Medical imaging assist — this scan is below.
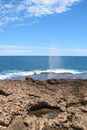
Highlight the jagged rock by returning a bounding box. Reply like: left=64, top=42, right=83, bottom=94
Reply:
left=0, top=114, right=12, bottom=127
left=25, top=77, right=36, bottom=83
left=24, top=116, right=37, bottom=126
left=0, top=79, right=87, bottom=129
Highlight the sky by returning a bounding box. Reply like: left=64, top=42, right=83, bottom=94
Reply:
left=0, top=0, right=87, bottom=56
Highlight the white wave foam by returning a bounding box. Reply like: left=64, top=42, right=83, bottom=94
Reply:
left=45, top=69, right=82, bottom=74
left=34, top=69, right=82, bottom=74
left=0, top=71, right=34, bottom=80
left=0, top=69, right=84, bottom=80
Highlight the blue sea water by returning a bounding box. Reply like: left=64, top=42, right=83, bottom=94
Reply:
left=0, top=56, right=87, bottom=80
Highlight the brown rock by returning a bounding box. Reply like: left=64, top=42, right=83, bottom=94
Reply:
left=0, top=79, right=87, bottom=129
left=7, top=117, right=26, bottom=130
left=24, top=116, right=37, bottom=126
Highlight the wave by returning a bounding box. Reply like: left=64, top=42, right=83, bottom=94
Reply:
left=0, top=69, right=86, bottom=80
left=41, top=69, right=82, bottom=74
left=0, top=71, right=34, bottom=80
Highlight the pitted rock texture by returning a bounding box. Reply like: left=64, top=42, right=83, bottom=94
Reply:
left=0, top=78, right=87, bottom=130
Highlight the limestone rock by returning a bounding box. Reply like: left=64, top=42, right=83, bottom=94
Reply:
left=0, top=79, right=87, bottom=130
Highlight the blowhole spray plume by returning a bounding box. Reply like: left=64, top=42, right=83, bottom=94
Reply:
left=48, top=45, right=60, bottom=79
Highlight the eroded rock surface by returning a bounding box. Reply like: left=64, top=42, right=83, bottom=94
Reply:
left=0, top=78, right=87, bottom=130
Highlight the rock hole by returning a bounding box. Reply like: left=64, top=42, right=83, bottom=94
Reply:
left=28, top=102, right=62, bottom=119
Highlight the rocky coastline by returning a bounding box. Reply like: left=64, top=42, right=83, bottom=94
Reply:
left=0, top=77, right=87, bottom=130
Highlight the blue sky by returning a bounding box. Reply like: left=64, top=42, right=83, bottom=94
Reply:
left=0, top=0, right=87, bottom=56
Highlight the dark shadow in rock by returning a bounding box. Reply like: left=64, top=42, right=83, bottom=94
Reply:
left=71, top=125, right=84, bottom=130
left=0, top=90, right=11, bottom=96
left=80, top=99, right=87, bottom=106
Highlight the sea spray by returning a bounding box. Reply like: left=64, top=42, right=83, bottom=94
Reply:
left=48, top=46, right=60, bottom=79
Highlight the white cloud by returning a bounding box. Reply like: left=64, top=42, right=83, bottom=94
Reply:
left=13, top=19, right=39, bottom=27
left=0, top=0, right=81, bottom=27
left=50, top=47, right=87, bottom=53
left=0, top=45, right=87, bottom=56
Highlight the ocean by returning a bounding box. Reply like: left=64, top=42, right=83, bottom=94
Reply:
left=0, top=56, right=87, bottom=80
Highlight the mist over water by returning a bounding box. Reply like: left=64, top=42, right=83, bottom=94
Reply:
left=48, top=46, right=60, bottom=79
left=48, top=56, right=60, bottom=79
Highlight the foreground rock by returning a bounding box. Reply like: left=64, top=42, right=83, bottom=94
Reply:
left=0, top=78, right=87, bottom=130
